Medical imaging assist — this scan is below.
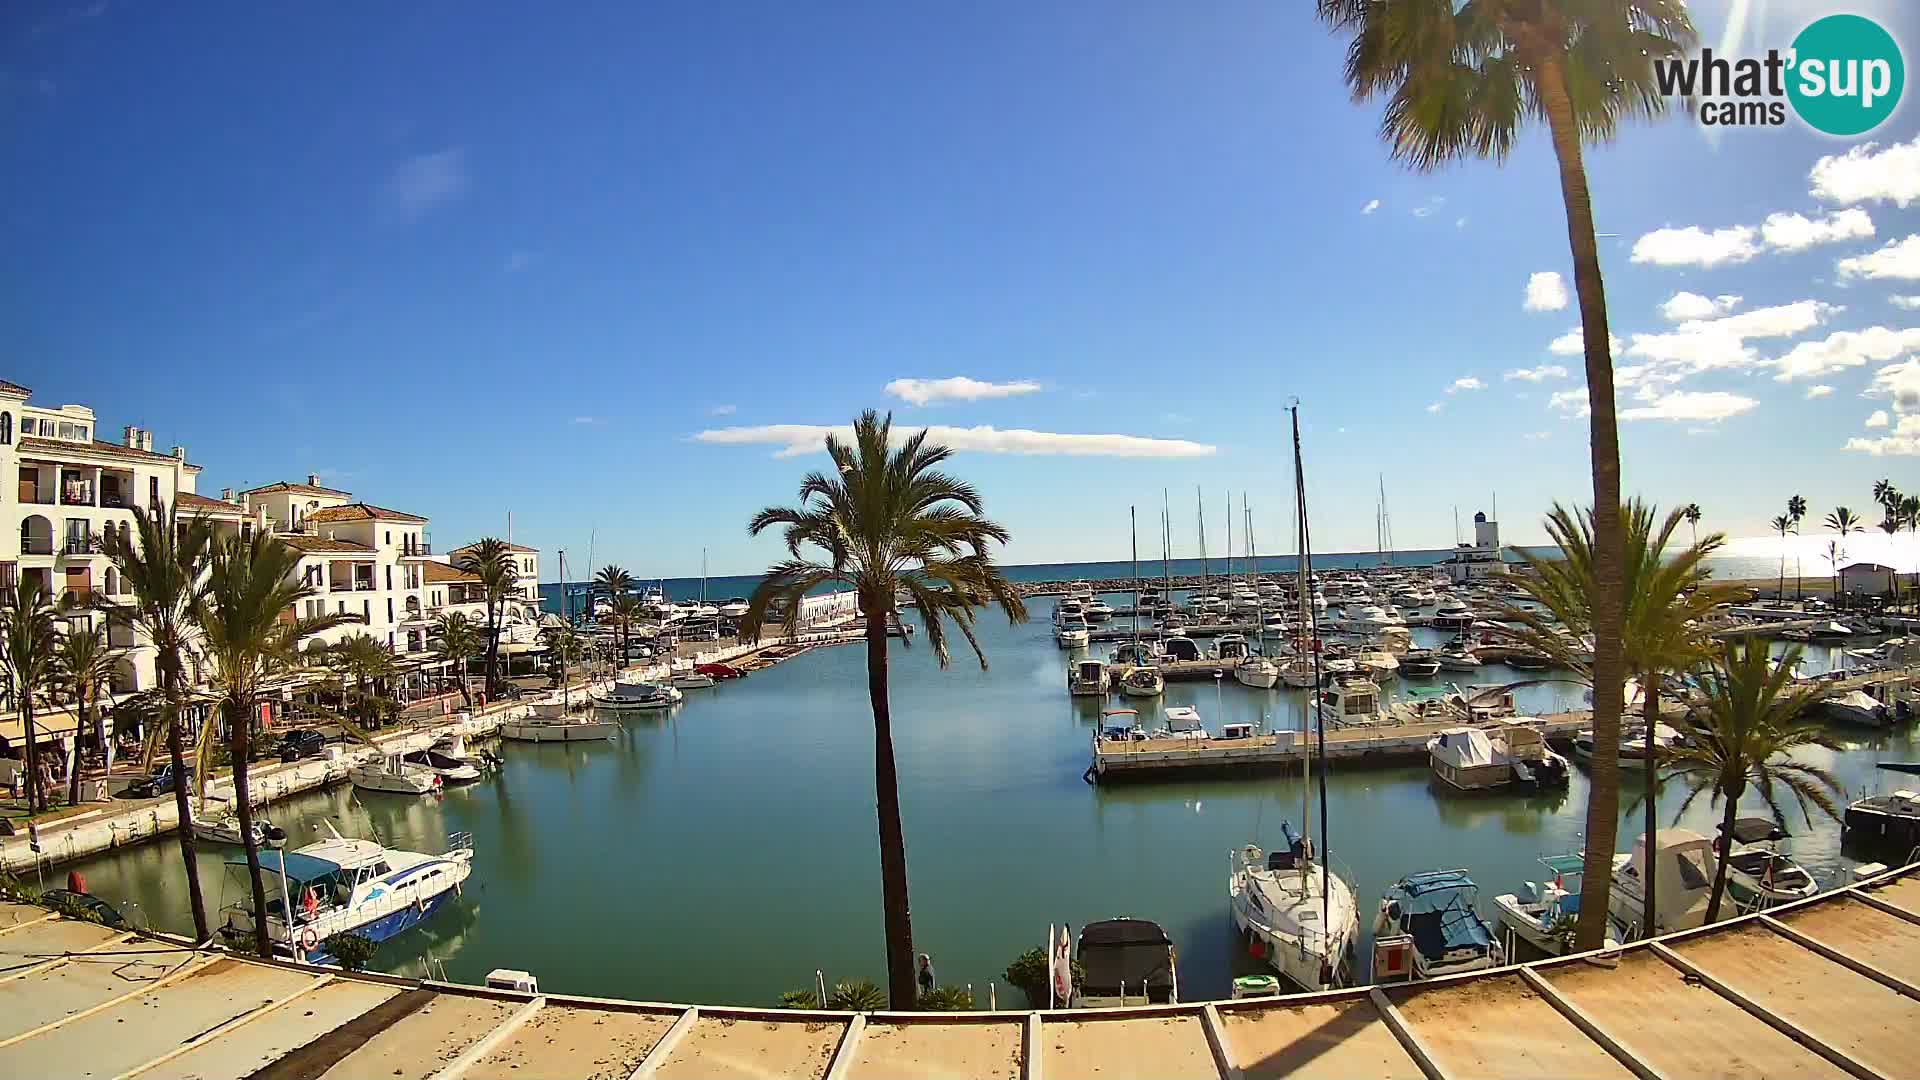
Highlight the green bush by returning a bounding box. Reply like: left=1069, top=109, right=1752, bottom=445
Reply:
left=917, top=985, right=974, bottom=1011
left=323, top=931, right=379, bottom=971
left=827, top=979, right=886, bottom=1011
left=1004, top=948, right=1083, bottom=1008
left=48, top=893, right=103, bottom=925
left=778, top=988, right=821, bottom=1009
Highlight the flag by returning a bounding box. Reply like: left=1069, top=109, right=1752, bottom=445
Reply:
left=1050, top=923, right=1073, bottom=1007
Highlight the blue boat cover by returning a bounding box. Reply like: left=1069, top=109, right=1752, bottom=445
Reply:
left=1391, top=871, right=1491, bottom=959
left=227, top=850, right=340, bottom=884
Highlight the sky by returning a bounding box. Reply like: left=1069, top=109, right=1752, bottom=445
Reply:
left=4, top=0, right=1919, bottom=579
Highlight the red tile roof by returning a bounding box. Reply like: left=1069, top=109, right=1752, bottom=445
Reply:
left=424, top=561, right=482, bottom=584
left=450, top=540, right=538, bottom=554
left=240, top=480, right=355, bottom=498
left=278, top=534, right=376, bottom=554
left=175, top=491, right=245, bottom=517
left=306, top=503, right=429, bottom=525
left=17, top=436, right=201, bottom=470
left=0, top=380, right=29, bottom=397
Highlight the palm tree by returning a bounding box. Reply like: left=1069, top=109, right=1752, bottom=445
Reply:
left=325, top=633, right=396, bottom=729
left=455, top=540, right=518, bottom=696
left=1872, top=478, right=1898, bottom=512
left=1769, top=514, right=1793, bottom=601
left=1681, top=503, right=1702, bottom=547
left=52, top=623, right=117, bottom=808
left=1902, top=495, right=1920, bottom=609
left=99, top=503, right=216, bottom=942
left=1788, top=495, right=1808, bottom=599
left=1662, top=638, right=1844, bottom=923
left=1826, top=508, right=1863, bottom=602
left=429, top=612, right=481, bottom=706
left=742, top=411, right=1027, bottom=1007
left=594, top=565, right=633, bottom=600
left=193, top=532, right=348, bottom=957
left=0, top=577, right=59, bottom=813
left=609, top=594, right=645, bottom=668
left=1314, top=0, right=1695, bottom=952
left=1501, top=500, right=1739, bottom=941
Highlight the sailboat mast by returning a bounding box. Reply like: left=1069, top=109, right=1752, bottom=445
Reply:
left=1162, top=489, right=1172, bottom=598
left=1224, top=491, right=1233, bottom=583
left=1196, top=487, right=1208, bottom=588
left=559, top=550, right=570, bottom=709
left=1293, top=405, right=1331, bottom=933
left=1130, top=507, right=1140, bottom=650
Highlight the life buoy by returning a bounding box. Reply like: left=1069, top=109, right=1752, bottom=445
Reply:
left=299, top=926, right=319, bottom=952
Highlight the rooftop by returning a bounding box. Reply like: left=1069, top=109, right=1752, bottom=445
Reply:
left=0, top=379, right=29, bottom=397
left=174, top=491, right=246, bottom=517
left=240, top=479, right=355, bottom=498
left=451, top=540, right=539, bottom=554
left=279, top=534, right=376, bottom=554
left=2, top=861, right=1914, bottom=1079
left=16, top=435, right=202, bottom=471
left=306, top=502, right=429, bottom=525
left=425, top=561, right=483, bottom=584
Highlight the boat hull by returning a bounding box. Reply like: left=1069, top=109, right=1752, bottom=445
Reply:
left=1233, top=663, right=1280, bottom=689
left=1429, top=758, right=1512, bottom=791
left=499, top=721, right=616, bottom=742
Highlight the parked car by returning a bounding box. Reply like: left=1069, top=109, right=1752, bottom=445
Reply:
left=121, top=763, right=193, bottom=799
left=278, top=729, right=328, bottom=762
left=40, top=889, right=134, bottom=929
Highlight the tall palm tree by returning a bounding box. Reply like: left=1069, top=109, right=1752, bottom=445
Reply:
left=0, top=577, right=58, bottom=813
left=1872, top=478, right=1897, bottom=513
left=1787, top=495, right=1808, bottom=599
left=1662, top=639, right=1843, bottom=923
left=455, top=540, right=518, bottom=697
left=1769, top=514, right=1793, bottom=601
left=609, top=594, right=645, bottom=668
left=1826, top=508, right=1863, bottom=602
left=1902, top=495, right=1920, bottom=609
left=594, top=565, right=634, bottom=600
left=193, top=532, right=348, bottom=957
left=429, top=612, right=481, bottom=706
left=99, top=503, right=215, bottom=942
left=325, top=633, right=396, bottom=728
left=742, top=411, right=1027, bottom=1007
left=1500, top=500, right=1739, bottom=941
left=52, top=623, right=117, bottom=807
left=1314, top=0, right=1695, bottom=951
left=1681, top=503, right=1702, bottom=547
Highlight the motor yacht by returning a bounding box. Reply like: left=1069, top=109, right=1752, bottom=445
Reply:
left=1074, top=919, right=1178, bottom=1007
left=1084, top=600, right=1115, bottom=622
left=717, top=597, right=751, bottom=619
left=500, top=700, right=618, bottom=742
left=1819, top=689, right=1889, bottom=727
left=1055, top=616, right=1091, bottom=649
left=1068, top=657, right=1110, bottom=696
left=348, top=753, right=441, bottom=795
left=1400, top=649, right=1441, bottom=678
left=1607, top=829, right=1719, bottom=939
left=1318, top=677, right=1388, bottom=728
left=1119, top=665, right=1165, bottom=698
left=1230, top=825, right=1358, bottom=992
left=1372, top=870, right=1502, bottom=981
left=591, top=680, right=682, bottom=711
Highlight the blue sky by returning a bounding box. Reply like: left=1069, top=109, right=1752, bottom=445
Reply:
left=4, top=0, right=1918, bottom=578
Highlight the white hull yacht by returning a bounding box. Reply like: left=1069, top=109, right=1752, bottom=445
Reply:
left=591, top=680, right=682, bottom=711
left=1607, top=829, right=1719, bottom=939
left=500, top=701, right=617, bottom=742
left=1234, top=655, right=1280, bottom=689
left=1372, top=870, right=1502, bottom=981
left=1230, top=827, right=1357, bottom=992
left=349, top=754, right=441, bottom=795
left=1068, top=658, right=1109, bottom=696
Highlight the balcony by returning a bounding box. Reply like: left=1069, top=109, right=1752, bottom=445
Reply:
left=401, top=542, right=432, bottom=557
left=17, top=486, right=53, bottom=506
left=20, top=537, right=53, bottom=557
left=62, top=537, right=98, bottom=556
left=329, top=582, right=352, bottom=593
left=355, top=581, right=375, bottom=592
left=60, top=489, right=96, bottom=508
left=101, top=491, right=129, bottom=509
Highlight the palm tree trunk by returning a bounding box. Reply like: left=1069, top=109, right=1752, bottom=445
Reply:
left=1537, top=53, right=1629, bottom=953
left=1705, top=782, right=1742, bottom=924
left=228, top=696, right=272, bottom=957
left=862, top=595, right=916, bottom=1009
left=485, top=602, right=501, bottom=697
left=67, top=698, right=86, bottom=807
left=21, top=699, right=42, bottom=813
left=1640, top=677, right=1659, bottom=940
left=163, top=680, right=210, bottom=941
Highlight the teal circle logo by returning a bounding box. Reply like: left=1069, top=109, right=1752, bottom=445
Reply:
left=1788, top=15, right=1903, bottom=136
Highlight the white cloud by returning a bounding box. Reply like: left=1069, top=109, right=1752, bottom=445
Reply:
left=694, top=424, right=1216, bottom=459
left=1504, top=364, right=1569, bottom=382
left=1810, top=136, right=1920, bottom=208
left=1523, top=271, right=1569, bottom=312
left=1837, top=235, right=1920, bottom=281
left=1455, top=216, right=1469, bottom=229
left=883, top=376, right=1042, bottom=406
left=380, top=148, right=467, bottom=222
left=1548, top=326, right=1623, bottom=357
left=1892, top=296, right=1920, bottom=310
left=1446, top=376, right=1485, bottom=393
left=1805, top=384, right=1835, bottom=399
left=1773, top=327, right=1920, bottom=381
left=1761, top=209, right=1874, bottom=252
left=1361, top=199, right=1380, bottom=215
left=572, top=416, right=598, bottom=425
left=1866, top=409, right=1892, bottom=428
left=1865, top=357, right=1920, bottom=412
left=1626, top=300, right=1839, bottom=384
left=1549, top=387, right=1590, bottom=418
left=1703, top=300, right=1836, bottom=340
left=1846, top=413, right=1920, bottom=456
left=1619, top=390, right=1758, bottom=424
left=1522, top=430, right=1550, bottom=441
left=1659, top=291, right=1742, bottom=322
left=709, top=404, right=737, bottom=416
left=1425, top=402, right=1444, bottom=414
left=1410, top=196, right=1445, bottom=219
left=1630, top=224, right=1760, bottom=268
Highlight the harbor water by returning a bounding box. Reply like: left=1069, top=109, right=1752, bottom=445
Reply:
left=64, top=585, right=1911, bottom=1007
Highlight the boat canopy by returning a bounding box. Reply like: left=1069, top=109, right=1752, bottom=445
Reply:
left=1431, top=728, right=1496, bottom=768
left=1720, top=817, right=1788, bottom=844
left=1077, top=919, right=1176, bottom=998
left=228, top=849, right=341, bottom=886
left=1163, top=707, right=1203, bottom=733
left=1538, top=853, right=1586, bottom=878
left=1388, top=871, right=1490, bottom=958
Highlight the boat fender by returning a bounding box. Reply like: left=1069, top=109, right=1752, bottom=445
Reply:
left=300, top=926, right=319, bottom=952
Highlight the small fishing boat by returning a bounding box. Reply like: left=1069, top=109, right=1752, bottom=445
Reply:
left=220, top=823, right=474, bottom=964
left=592, top=680, right=682, bottom=711
left=1157, top=705, right=1208, bottom=740
left=1606, top=829, right=1718, bottom=939
left=1162, top=636, right=1203, bottom=662
left=1119, top=665, right=1165, bottom=698
left=1230, top=824, right=1358, bottom=992
left=1279, top=655, right=1319, bottom=689
left=1492, top=853, right=1589, bottom=956
left=1068, top=657, right=1110, bottom=696
left=349, top=754, right=441, bottom=795
left=430, top=733, right=502, bottom=774
left=1427, top=728, right=1509, bottom=791
left=500, top=701, right=617, bottom=742
left=1399, top=649, right=1441, bottom=678
left=1100, top=708, right=1146, bottom=742
left=192, top=803, right=283, bottom=847
left=1819, top=689, right=1889, bottom=727
left=669, top=661, right=716, bottom=690
left=1074, top=918, right=1178, bottom=1007
left=1436, top=646, right=1482, bottom=672
left=1371, top=870, right=1502, bottom=981
left=1504, top=649, right=1552, bottom=671
left=1354, top=650, right=1399, bottom=682
left=402, top=746, right=483, bottom=784
left=1715, top=818, right=1819, bottom=912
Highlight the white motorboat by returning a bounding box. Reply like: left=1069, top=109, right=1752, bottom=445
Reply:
left=1084, top=600, right=1114, bottom=622
left=402, top=746, right=483, bottom=784
left=1716, top=818, right=1820, bottom=912
left=1279, top=655, right=1319, bottom=689
left=191, top=803, right=281, bottom=847
left=1068, top=658, right=1109, bottom=696
left=591, top=680, right=682, bottom=711
left=1490, top=717, right=1571, bottom=787
left=349, top=754, right=442, bottom=795
left=1319, top=677, right=1388, bottom=728
left=1234, top=654, right=1280, bottom=689
left=1372, top=870, right=1502, bottom=981
left=1213, top=634, right=1253, bottom=661
left=669, top=660, right=716, bottom=689
left=1493, top=853, right=1591, bottom=957
left=1119, top=665, right=1165, bottom=698
left=1354, top=650, right=1399, bottom=682
left=1607, top=829, right=1719, bottom=939
left=430, top=733, right=501, bottom=773
left=1157, top=705, right=1208, bottom=740
left=220, top=823, right=473, bottom=964
left=717, top=597, right=751, bottom=619
left=1436, top=646, right=1482, bottom=672
left=1074, top=919, right=1178, bottom=1007
left=1399, top=649, right=1441, bottom=678
left=1819, top=689, right=1889, bottom=727
left=1428, top=727, right=1509, bottom=791
left=1230, top=827, right=1358, bottom=992
left=500, top=701, right=617, bottom=742
left=1055, top=617, right=1091, bottom=649
left=1571, top=723, right=1682, bottom=769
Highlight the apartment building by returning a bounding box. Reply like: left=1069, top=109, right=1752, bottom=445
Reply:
left=444, top=541, right=542, bottom=605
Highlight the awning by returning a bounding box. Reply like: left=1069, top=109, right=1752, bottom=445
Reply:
left=227, top=849, right=340, bottom=885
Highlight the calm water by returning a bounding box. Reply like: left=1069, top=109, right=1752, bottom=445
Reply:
left=68, top=590, right=1910, bottom=1007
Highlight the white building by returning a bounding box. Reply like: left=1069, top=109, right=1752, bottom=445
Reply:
left=443, top=541, right=541, bottom=606
left=1839, top=562, right=1899, bottom=599
left=1444, top=511, right=1506, bottom=584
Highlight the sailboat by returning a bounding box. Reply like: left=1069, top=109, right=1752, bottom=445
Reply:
left=1117, top=507, right=1164, bottom=698
left=502, top=551, right=616, bottom=743
left=1235, top=495, right=1280, bottom=688
left=1230, top=405, right=1359, bottom=993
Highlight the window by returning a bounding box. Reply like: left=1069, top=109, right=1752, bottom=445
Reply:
left=361, top=599, right=369, bottom=622
left=385, top=566, right=392, bottom=590
left=386, top=598, right=393, bottom=623
left=150, top=476, right=160, bottom=508
left=384, top=531, right=391, bottom=545
left=241, top=522, right=253, bottom=541
left=337, top=600, right=345, bottom=615
left=0, top=412, right=9, bottom=444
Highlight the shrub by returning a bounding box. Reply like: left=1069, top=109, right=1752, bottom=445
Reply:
left=1004, top=947, right=1084, bottom=1008
left=778, top=988, right=821, bottom=1009
left=324, top=931, right=379, bottom=971
left=918, top=985, right=974, bottom=1011
left=827, top=979, right=886, bottom=1011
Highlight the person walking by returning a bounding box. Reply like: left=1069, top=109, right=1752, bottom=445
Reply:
left=916, top=953, right=936, bottom=997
